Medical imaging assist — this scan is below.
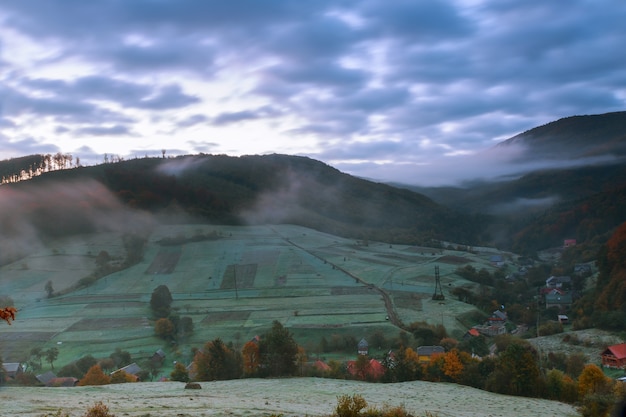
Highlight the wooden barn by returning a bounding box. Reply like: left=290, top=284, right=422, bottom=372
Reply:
left=601, top=343, right=626, bottom=368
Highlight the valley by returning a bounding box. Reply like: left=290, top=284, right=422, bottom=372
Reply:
left=1, top=224, right=499, bottom=372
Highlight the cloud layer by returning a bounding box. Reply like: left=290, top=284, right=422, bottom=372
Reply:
left=0, top=0, right=624, bottom=185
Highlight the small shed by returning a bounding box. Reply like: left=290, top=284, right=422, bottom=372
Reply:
left=47, top=377, right=79, bottom=387
left=151, top=349, right=166, bottom=363
left=602, top=343, right=626, bottom=368
left=111, top=362, right=142, bottom=381
left=36, top=371, right=57, bottom=386
left=2, top=363, right=24, bottom=380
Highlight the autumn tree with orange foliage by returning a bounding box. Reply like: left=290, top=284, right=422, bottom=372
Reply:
left=241, top=340, right=260, bottom=376
left=577, top=364, right=617, bottom=417
left=1, top=306, right=17, bottom=325
left=586, top=221, right=626, bottom=331
left=442, top=349, right=464, bottom=382
left=79, top=364, right=111, bottom=386
left=578, top=364, right=612, bottom=398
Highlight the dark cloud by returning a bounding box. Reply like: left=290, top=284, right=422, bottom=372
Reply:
left=359, top=0, right=473, bottom=41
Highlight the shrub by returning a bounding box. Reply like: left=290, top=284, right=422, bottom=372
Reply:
left=83, top=401, right=115, bottom=417
left=335, top=394, right=368, bottom=417
left=538, top=321, right=563, bottom=336
left=171, top=362, right=190, bottom=382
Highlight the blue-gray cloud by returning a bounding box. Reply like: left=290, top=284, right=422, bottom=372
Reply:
left=0, top=0, right=624, bottom=185
left=211, top=106, right=282, bottom=126
left=22, top=76, right=199, bottom=110
left=75, top=125, right=134, bottom=137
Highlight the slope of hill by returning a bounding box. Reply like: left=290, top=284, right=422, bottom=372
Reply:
left=496, top=111, right=626, bottom=161
left=0, top=154, right=489, bottom=267
left=0, top=224, right=497, bottom=368
left=403, top=112, right=626, bottom=253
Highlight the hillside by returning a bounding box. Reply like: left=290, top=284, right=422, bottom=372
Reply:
left=496, top=111, right=626, bottom=161
left=0, top=154, right=488, bottom=266
left=404, top=112, right=626, bottom=253
left=0, top=224, right=500, bottom=369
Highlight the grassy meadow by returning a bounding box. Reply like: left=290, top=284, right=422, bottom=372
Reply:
left=1, top=224, right=505, bottom=375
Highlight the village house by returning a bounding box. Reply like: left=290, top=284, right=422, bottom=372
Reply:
left=488, top=310, right=507, bottom=325
left=545, top=291, right=573, bottom=310
left=564, top=239, right=577, bottom=248
left=416, top=346, right=444, bottom=363
left=473, top=324, right=507, bottom=337
left=489, top=255, right=505, bottom=267
left=601, top=343, right=626, bottom=369
left=345, top=358, right=385, bottom=380
left=546, top=275, right=572, bottom=289
left=463, top=328, right=481, bottom=339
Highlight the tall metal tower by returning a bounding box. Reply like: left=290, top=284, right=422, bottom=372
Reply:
left=432, top=265, right=445, bottom=301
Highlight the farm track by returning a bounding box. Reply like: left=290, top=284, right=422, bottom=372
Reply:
left=272, top=229, right=407, bottom=332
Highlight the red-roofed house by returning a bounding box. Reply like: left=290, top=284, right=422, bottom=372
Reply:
left=601, top=343, right=626, bottom=368
left=313, top=360, right=331, bottom=372
left=466, top=328, right=480, bottom=338
left=346, top=358, right=385, bottom=381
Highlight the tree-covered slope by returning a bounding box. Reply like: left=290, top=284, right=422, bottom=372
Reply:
left=0, top=154, right=489, bottom=266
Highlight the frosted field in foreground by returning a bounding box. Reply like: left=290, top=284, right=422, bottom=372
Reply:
left=0, top=378, right=577, bottom=417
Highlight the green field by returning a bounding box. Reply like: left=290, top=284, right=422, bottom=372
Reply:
left=0, top=224, right=505, bottom=373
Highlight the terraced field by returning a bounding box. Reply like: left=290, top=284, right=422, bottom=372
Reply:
left=0, top=224, right=507, bottom=374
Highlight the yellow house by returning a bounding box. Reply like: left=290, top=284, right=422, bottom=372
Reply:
left=417, top=346, right=444, bottom=363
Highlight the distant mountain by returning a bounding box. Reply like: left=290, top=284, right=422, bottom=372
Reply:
left=399, top=111, right=626, bottom=254
left=2, top=112, right=625, bottom=259
left=495, top=111, right=626, bottom=162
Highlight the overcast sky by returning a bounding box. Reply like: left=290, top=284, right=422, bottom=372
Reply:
left=1, top=0, right=624, bottom=186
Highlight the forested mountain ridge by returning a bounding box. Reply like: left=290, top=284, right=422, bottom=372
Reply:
left=404, top=112, right=626, bottom=255
left=0, top=153, right=488, bottom=266
left=496, top=111, right=626, bottom=161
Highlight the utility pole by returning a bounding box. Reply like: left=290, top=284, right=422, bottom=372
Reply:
left=233, top=264, right=239, bottom=300
left=432, top=265, right=445, bottom=301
